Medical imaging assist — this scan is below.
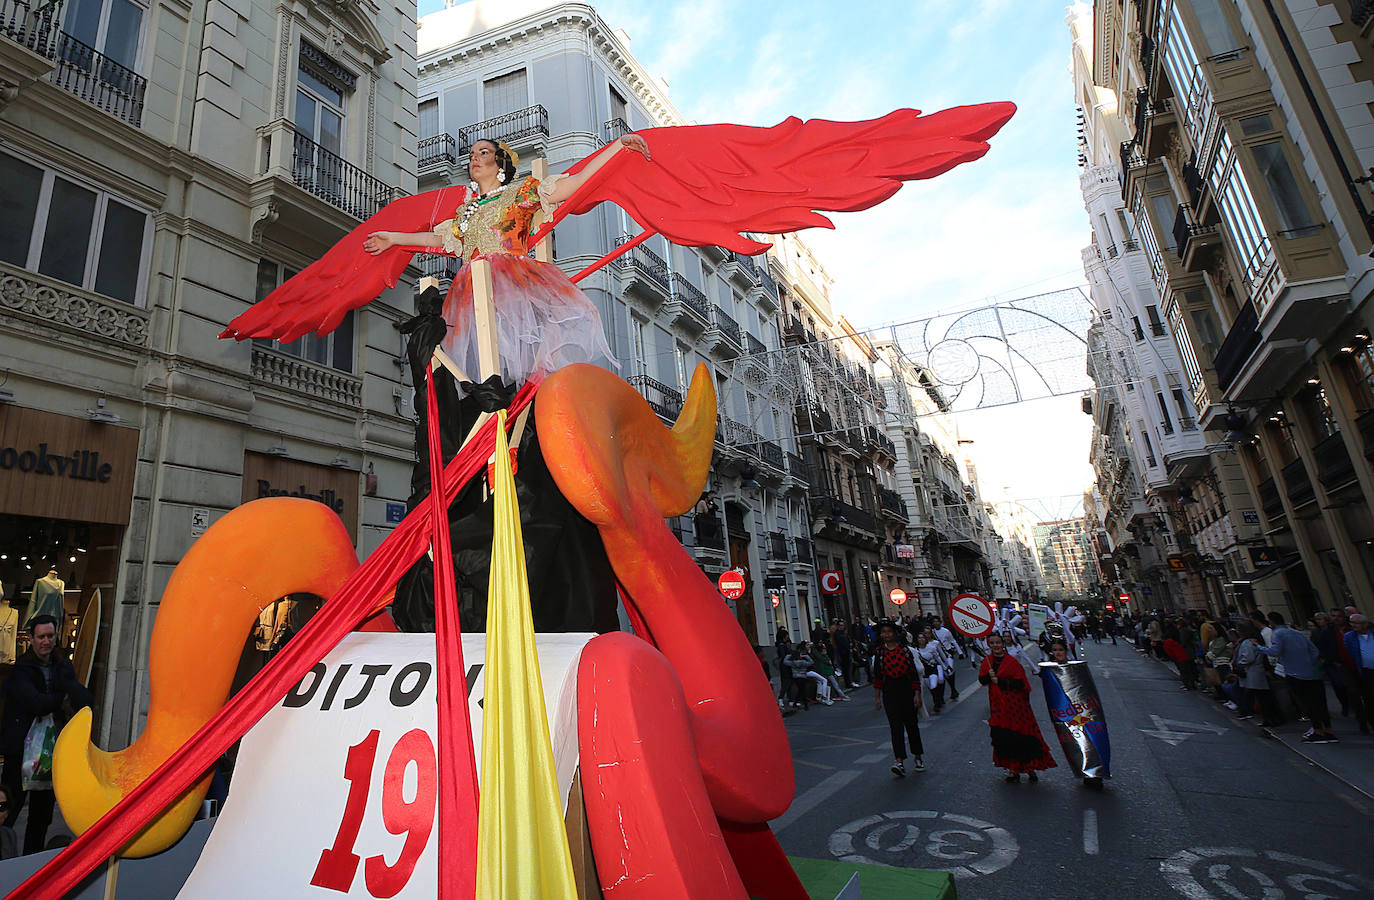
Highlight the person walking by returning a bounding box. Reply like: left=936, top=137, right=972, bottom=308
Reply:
left=932, top=624, right=961, bottom=700
left=1257, top=612, right=1335, bottom=743
left=915, top=632, right=949, bottom=713
left=1, top=615, right=93, bottom=853
left=775, top=627, right=795, bottom=709
left=872, top=621, right=925, bottom=777
left=978, top=632, right=1056, bottom=783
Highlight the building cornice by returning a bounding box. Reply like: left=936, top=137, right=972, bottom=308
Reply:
left=417, top=2, right=686, bottom=126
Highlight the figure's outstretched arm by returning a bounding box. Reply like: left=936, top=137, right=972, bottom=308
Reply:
left=543, top=134, right=650, bottom=205
left=363, top=230, right=443, bottom=256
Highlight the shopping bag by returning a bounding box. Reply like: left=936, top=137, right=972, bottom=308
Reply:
left=22, top=714, right=56, bottom=791
left=1202, top=666, right=1222, bottom=688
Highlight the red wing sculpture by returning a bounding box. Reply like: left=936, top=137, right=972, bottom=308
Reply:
left=556, top=104, right=1017, bottom=253
left=220, top=185, right=469, bottom=342
left=221, top=105, right=1014, bottom=343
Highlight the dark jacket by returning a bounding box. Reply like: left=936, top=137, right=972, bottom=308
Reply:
left=1, top=650, right=91, bottom=755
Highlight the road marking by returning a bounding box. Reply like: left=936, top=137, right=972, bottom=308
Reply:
left=1160, top=847, right=1374, bottom=899
left=1140, top=714, right=1228, bottom=746
left=1082, top=809, right=1098, bottom=855
left=793, top=757, right=837, bottom=771
left=828, top=809, right=1018, bottom=879
left=772, top=768, right=863, bottom=833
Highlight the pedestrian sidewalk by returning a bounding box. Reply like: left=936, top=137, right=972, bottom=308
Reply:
left=1134, top=643, right=1374, bottom=801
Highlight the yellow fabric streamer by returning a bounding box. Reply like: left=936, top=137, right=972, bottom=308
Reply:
left=475, top=410, right=578, bottom=899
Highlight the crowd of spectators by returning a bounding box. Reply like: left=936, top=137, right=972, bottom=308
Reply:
left=1125, top=604, right=1374, bottom=745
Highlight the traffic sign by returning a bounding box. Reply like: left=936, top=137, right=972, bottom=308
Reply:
left=948, top=593, right=995, bottom=639
left=770, top=592, right=780, bottom=608
left=819, top=569, right=844, bottom=594
left=718, top=570, right=746, bottom=600
left=889, top=588, right=907, bottom=606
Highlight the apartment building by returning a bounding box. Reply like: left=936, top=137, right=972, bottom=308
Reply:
left=0, top=0, right=419, bottom=744
left=415, top=0, right=815, bottom=642
left=1082, top=0, right=1374, bottom=617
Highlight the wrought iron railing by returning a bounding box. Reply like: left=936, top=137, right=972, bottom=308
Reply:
left=50, top=30, right=145, bottom=127
left=628, top=374, right=684, bottom=420
left=613, top=234, right=671, bottom=294
left=730, top=251, right=760, bottom=280
left=745, top=332, right=767, bottom=356
left=670, top=273, right=710, bottom=320
left=711, top=304, right=742, bottom=348
left=879, top=487, right=909, bottom=519
left=1, top=0, right=62, bottom=57
left=757, top=266, right=779, bottom=302
left=419, top=253, right=459, bottom=282
left=786, top=452, right=810, bottom=483
left=292, top=131, right=399, bottom=218
left=784, top=317, right=807, bottom=342
left=814, top=495, right=877, bottom=534
left=1314, top=431, right=1356, bottom=489
left=1281, top=458, right=1315, bottom=508
left=1150, top=321, right=1167, bottom=337
left=722, top=416, right=761, bottom=449
left=603, top=117, right=629, bottom=141
left=1214, top=301, right=1261, bottom=391
left=1257, top=477, right=1284, bottom=521
left=457, top=104, right=549, bottom=154
left=694, top=523, right=725, bottom=550
left=418, top=133, right=457, bottom=169
left=759, top=440, right=785, bottom=470
left=1172, top=203, right=1217, bottom=260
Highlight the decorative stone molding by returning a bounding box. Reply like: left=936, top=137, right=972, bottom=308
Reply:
left=0, top=264, right=149, bottom=347
left=251, top=345, right=363, bottom=408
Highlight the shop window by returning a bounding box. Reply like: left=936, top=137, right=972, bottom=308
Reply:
left=0, top=151, right=151, bottom=305
left=253, top=259, right=354, bottom=372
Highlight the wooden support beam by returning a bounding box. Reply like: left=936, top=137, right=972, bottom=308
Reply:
left=531, top=159, right=553, bottom=264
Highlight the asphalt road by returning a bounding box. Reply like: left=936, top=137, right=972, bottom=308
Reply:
left=773, top=641, right=1374, bottom=900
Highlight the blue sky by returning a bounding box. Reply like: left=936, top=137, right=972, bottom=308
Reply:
left=417, top=0, right=1097, bottom=515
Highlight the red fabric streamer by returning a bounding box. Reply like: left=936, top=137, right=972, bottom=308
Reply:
left=426, top=365, right=480, bottom=900
left=7, top=381, right=538, bottom=900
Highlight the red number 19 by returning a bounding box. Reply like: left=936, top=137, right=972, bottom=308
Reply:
left=310, top=729, right=438, bottom=897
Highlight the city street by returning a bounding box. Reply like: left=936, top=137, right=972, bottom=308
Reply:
left=774, top=642, right=1374, bottom=899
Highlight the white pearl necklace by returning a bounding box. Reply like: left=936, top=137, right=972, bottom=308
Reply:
left=457, top=182, right=506, bottom=236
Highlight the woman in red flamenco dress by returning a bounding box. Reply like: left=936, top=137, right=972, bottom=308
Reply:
left=978, top=632, right=1057, bottom=782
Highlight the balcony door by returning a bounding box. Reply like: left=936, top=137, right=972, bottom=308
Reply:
left=294, top=55, right=346, bottom=203
left=62, top=0, right=143, bottom=89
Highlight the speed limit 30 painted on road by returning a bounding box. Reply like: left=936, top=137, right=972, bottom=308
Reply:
left=948, top=593, right=995, bottom=639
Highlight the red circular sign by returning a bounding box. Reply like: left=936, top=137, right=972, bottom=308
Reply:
left=770, top=593, right=780, bottom=608
left=948, top=593, right=995, bottom=639
left=718, top=570, right=746, bottom=600
left=889, top=588, right=907, bottom=606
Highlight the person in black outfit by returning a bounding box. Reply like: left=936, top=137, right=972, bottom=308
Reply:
left=1, top=615, right=92, bottom=854
left=831, top=619, right=856, bottom=688
left=872, top=620, right=925, bottom=777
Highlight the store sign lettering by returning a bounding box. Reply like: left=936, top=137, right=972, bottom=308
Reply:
left=0, top=443, right=112, bottom=482
left=256, top=479, right=346, bottom=515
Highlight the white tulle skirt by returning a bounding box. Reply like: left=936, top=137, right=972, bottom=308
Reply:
left=440, top=253, right=616, bottom=388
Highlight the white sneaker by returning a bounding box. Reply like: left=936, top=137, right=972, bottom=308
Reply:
left=891, top=759, right=906, bottom=777
left=821, top=699, right=834, bottom=705
left=1224, top=701, right=1238, bottom=711
left=913, top=757, right=926, bottom=771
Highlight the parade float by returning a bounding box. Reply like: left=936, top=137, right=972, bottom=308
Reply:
left=6, top=104, right=1015, bottom=900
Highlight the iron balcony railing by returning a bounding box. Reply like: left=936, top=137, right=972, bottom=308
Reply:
left=879, top=487, right=909, bottom=520
left=1257, top=477, right=1284, bottom=521
left=784, top=317, right=807, bottom=342
left=1, top=0, right=62, bottom=57
left=745, top=332, right=767, bottom=356
left=51, top=30, right=145, bottom=127
left=757, top=266, right=779, bottom=301
left=1150, top=322, right=1167, bottom=337
left=1214, top=301, right=1261, bottom=391
left=613, top=234, right=671, bottom=294
left=457, top=104, right=549, bottom=154
left=1314, top=431, right=1356, bottom=489
left=814, top=495, right=877, bottom=535
left=292, top=131, right=399, bottom=218
left=670, top=273, right=710, bottom=320
left=419, top=253, right=459, bottom=282
left=786, top=452, right=809, bottom=482
left=628, top=374, right=684, bottom=420
left=418, top=133, right=457, bottom=169
left=759, top=440, right=785, bottom=470
left=604, top=117, right=629, bottom=141
left=731, top=250, right=760, bottom=280
left=711, top=304, right=742, bottom=347
left=1281, top=458, right=1316, bottom=508
left=722, top=416, right=761, bottom=450
left=694, top=522, right=725, bottom=550
left=1172, top=203, right=1217, bottom=260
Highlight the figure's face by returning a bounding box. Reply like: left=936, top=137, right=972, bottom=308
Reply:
left=988, top=634, right=1005, bottom=656
left=1051, top=645, right=1068, bottom=662
left=469, top=141, right=500, bottom=182
left=32, top=624, right=56, bottom=661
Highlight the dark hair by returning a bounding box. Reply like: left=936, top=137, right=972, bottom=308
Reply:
left=470, top=139, right=517, bottom=184
left=28, top=615, right=59, bottom=633
left=1050, top=640, right=1068, bottom=653
left=1268, top=611, right=1286, bottom=626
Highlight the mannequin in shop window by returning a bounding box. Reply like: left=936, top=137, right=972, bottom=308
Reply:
left=26, top=572, right=64, bottom=631
left=0, top=590, right=16, bottom=666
